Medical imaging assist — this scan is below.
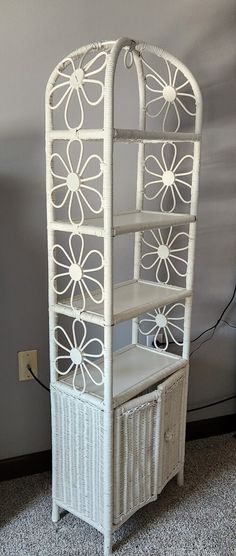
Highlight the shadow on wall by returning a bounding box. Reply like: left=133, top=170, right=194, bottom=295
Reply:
left=0, top=133, right=51, bottom=459
left=182, top=4, right=236, bottom=163
left=181, top=7, right=236, bottom=414
left=0, top=134, right=48, bottom=350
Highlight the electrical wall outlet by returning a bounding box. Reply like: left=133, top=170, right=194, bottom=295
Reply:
left=146, top=333, right=164, bottom=348
left=18, top=350, right=38, bottom=381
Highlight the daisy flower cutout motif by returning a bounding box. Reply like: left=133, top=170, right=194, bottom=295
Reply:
left=52, top=233, right=104, bottom=312
left=141, top=227, right=189, bottom=284
left=139, top=303, right=185, bottom=351
left=144, top=143, right=193, bottom=212
left=142, top=57, right=196, bottom=131
left=49, top=49, right=107, bottom=129
left=50, top=139, right=103, bottom=225
left=54, top=319, right=104, bottom=393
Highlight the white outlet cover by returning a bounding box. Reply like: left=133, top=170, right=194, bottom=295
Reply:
left=18, top=350, right=38, bottom=381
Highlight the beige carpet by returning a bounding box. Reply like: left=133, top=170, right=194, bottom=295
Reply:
left=0, top=434, right=236, bottom=555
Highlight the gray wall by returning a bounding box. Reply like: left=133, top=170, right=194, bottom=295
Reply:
left=1, top=0, right=236, bottom=459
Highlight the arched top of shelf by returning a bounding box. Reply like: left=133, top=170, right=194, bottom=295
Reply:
left=46, top=37, right=202, bottom=135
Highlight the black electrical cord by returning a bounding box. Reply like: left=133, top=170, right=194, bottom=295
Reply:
left=157, top=282, right=236, bottom=354
left=27, top=364, right=50, bottom=392
left=158, top=282, right=236, bottom=411
left=191, top=283, right=236, bottom=344
left=190, top=328, right=216, bottom=358
left=188, top=319, right=236, bottom=409
left=222, top=319, right=236, bottom=329
left=189, top=283, right=236, bottom=357
left=187, top=285, right=236, bottom=408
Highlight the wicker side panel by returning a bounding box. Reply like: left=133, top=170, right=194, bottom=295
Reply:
left=158, top=367, right=186, bottom=492
left=113, top=391, right=161, bottom=525
left=51, top=386, right=104, bottom=530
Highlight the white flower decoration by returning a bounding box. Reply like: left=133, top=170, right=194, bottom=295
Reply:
left=49, top=50, right=107, bottom=129
left=139, top=304, right=185, bottom=351
left=52, top=233, right=104, bottom=312
left=142, top=57, right=196, bottom=131
left=145, top=143, right=193, bottom=212
left=141, top=227, right=189, bottom=284
left=50, top=139, right=103, bottom=225
left=54, top=319, right=104, bottom=393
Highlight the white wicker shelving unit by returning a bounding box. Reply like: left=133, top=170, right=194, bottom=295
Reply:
left=46, top=37, right=202, bottom=555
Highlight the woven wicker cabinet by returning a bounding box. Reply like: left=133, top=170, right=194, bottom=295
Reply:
left=46, top=38, right=202, bottom=555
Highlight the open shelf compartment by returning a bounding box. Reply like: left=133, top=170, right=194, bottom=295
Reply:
left=56, top=343, right=187, bottom=409
left=56, top=279, right=192, bottom=325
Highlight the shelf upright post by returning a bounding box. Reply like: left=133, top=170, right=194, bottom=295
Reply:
left=178, top=80, right=202, bottom=487
left=132, top=49, right=146, bottom=345
left=102, top=37, right=135, bottom=556
left=45, top=76, right=58, bottom=386
left=45, top=63, right=61, bottom=525
left=182, top=69, right=202, bottom=360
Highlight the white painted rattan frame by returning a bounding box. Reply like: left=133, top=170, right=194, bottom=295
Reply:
left=46, top=37, right=202, bottom=556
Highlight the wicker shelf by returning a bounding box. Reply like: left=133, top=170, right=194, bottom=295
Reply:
left=56, top=279, right=191, bottom=324
left=50, top=210, right=195, bottom=236
left=57, top=344, right=187, bottom=408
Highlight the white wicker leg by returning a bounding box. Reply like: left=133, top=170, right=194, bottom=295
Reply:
left=103, top=325, right=113, bottom=556
left=177, top=467, right=184, bottom=486
left=104, top=534, right=112, bottom=556
left=177, top=365, right=189, bottom=488
left=52, top=500, right=60, bottom=523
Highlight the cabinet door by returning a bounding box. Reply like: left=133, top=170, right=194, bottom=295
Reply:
left=113, top=365, right=188, bottom=527
left=113, top=388, right=161, bottom=526
left=157, top=366, right=188, bottom=493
